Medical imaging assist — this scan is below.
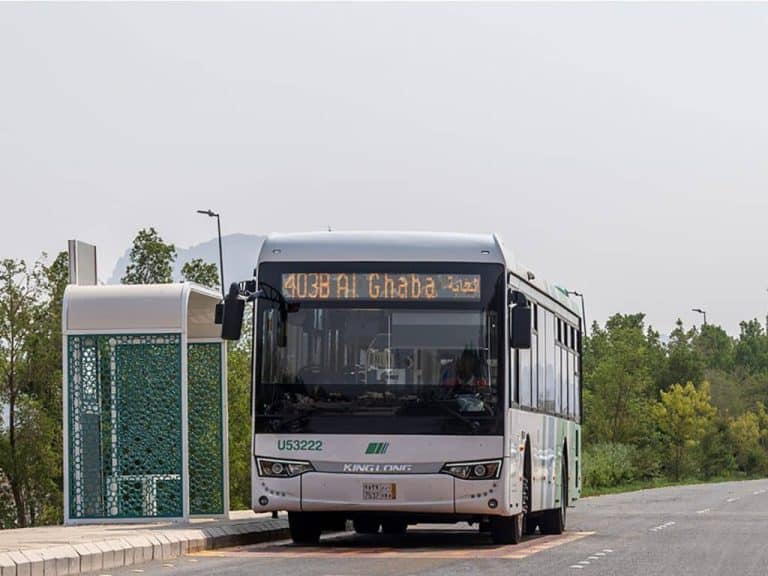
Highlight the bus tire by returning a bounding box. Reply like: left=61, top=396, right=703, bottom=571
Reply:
left=490, top=513, right=523, bottom=545
left=381, top=520, right=408, bottom=535
left=289, top=512, right=322, bottom=545
left=540, top=456, right=567, bottom=535
left=353, top=517, right=381, bottom=534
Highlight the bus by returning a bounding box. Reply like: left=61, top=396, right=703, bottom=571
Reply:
left=220, top=231, right=583, bottom=545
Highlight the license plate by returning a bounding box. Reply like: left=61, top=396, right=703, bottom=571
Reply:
left=362, top=482, right=397, bottom=500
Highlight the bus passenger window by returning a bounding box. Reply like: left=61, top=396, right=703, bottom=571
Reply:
left=555, top=342, right=561, bottom=414
left=567, top=351, right=574, bottom=419
left=518, top=349, right=531, bottom=407
left=538, top=308, right=547, bottom=410
left=545, top=312, right=556, bottom=414
left=531, top=328, right=538, bottom=410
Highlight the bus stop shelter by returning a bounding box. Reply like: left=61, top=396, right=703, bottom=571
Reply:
left=62, top=283, right=229, bottom=523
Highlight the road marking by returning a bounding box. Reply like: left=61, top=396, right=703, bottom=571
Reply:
left=194, top=531, right=594, bottom=560
left=588, top=556, right=599, bottom=560
left=569, top=566, right=584, bottom=569
left=726, top=497, right=740, bottom=503
left=696, top=508, right=711, bottom=514
left=603, top=549, right=613, bottom=553
left=595, top=552, right=606, bottom=556
left=650, top=521, right=675, bottom=532
left=753, top=490, right=765, bottom=495
left=578, top=560, right=590, bottom=564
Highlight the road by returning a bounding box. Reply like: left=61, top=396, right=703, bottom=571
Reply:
left=111, top=478, right=768, bottom=576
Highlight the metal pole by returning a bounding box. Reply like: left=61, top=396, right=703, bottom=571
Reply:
left=197, top=209, right=226, bottom=299
left=567, top=291, right=587, bottom=338
left=216, top=214, right=225, bottom=299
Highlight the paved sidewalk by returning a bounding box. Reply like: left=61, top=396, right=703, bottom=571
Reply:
left=0, top=511, right=290, bottom=576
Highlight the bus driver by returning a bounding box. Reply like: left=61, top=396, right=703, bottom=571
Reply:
left=441, top=349, right=488, bottom=393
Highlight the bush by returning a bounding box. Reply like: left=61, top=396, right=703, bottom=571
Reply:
left=583, top=442, right=638, bottom=489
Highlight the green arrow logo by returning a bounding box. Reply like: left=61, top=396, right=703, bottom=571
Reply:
left=365, top=442, right=389, bottom=455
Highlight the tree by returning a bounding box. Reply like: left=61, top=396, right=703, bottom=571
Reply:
left=225, top=306, right=252, bottom=510
left=181, top=258, right=220, bottom=290
left=733, top=320, right=768, bottom=375
left=0, top=258, right=45, bottom=527
left=0, top=253, right=68, bottom=528
left=653, top=381, right=716, bottom=481
left=695, top=324, right=734, bottom=372
left=583, top=314, right=657, bottom=446
left=121, top=228, right=176, bottom=284
left=658, top=319, right=704, bottom=392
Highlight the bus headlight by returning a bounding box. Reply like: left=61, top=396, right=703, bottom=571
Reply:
left=257, top=457, right=314, bottom=478
left=440, top=459, right=502, bottom=480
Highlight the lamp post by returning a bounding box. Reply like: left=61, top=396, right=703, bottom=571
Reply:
left=196, top=209, right=225, bottom=299
left=566, top=290, right=587, bottom=339
left=691, top=308, right=707, bottom=326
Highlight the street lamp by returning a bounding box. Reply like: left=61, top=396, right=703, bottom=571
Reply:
left=566, top=290, right=588, bottom=339
left=691, top=308, right=707, bottom=326
left=196, top=209, right=225, bottom=299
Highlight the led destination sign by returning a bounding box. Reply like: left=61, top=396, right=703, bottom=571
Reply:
left=281, top=273, right=481, bottom=301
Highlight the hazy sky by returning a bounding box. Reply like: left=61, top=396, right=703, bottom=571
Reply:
left=1, top=2, right=767, bottom=336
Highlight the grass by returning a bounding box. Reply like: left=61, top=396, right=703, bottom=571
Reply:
left=581, top=474, right=763, bottom=498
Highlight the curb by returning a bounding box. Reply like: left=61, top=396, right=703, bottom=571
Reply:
left=0, top=518, right=290, bottom=576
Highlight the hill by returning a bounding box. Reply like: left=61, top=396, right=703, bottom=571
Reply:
left=107, top=233, right=265, bottom=286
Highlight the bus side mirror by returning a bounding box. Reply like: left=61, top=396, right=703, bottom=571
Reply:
left=221, top=282, right=245, bottom=341
left=509, top=291, right=532, bottom=349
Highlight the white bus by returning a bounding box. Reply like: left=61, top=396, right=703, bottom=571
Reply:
left=220, top=232, right=583, bottom=545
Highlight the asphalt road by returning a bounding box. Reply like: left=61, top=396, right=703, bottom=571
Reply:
left=110, top=478, right=768, bottom=576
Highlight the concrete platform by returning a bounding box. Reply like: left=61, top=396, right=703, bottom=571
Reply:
left=0, top=511, right=289, bottom=576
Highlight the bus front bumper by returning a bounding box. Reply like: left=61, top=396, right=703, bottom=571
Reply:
left=254, top=473, right=505, bottom=515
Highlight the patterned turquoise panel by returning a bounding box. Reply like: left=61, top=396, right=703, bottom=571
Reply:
left=188, top=343, right=225, bottom=515
left=68, top=334, right=182, bottom=519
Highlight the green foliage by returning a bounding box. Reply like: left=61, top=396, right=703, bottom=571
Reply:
left=121, top=228, right=177, bottom=284
left=0, top=254, right=65, bottom=527
left=734, top=320, right=768, bottom=374
left=584, top=313, right=768, bottom=490
left=698, top=417, right=737, bottom=479
left=582, top=443, right=637, bottom=488
left=181, top=258, right=220, bottom=290
left=729, top=403, right=768, bottom=475
left=659, top=320, right=704, bottom=391
left=583, top=314, right=657, bottom=445
left=696, top=324, right=734, bottom=372
left=226, top=311, right=252, bottom=510
left=653, top=382, right=717, bottom=480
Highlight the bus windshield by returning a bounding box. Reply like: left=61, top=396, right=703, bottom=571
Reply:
left=254, top=263, right=505, bottom=435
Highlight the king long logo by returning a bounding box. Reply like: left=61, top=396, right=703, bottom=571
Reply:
left=365, top=442, right=389, bottom=455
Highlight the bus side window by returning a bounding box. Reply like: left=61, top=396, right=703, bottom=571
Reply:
left=574, top=330, right=582, bottom=421
left=554, top=329, right=561, bottom=415
left=518, top=347, right=531, bottom=408
left=531, top=322, right=538, bottom=410
left=538, top=308, right=547, bottom=410
left=545, top=312, right=556, bottom=414
left=563, top=349, right=573, bottom=417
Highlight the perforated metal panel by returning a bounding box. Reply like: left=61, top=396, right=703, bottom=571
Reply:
left=188, top=343, right=225, bottom=515
left=67, top=334, right=183, bottom=519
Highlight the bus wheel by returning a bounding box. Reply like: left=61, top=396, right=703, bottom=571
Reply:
left=288, top=512, right=322, bottom=545
left=353, top=517, right=381, bottom=534
left=381, top=520, right=408, bottom=535
left=490, top=513, right=523, bottom=545
left=540, top=456, right=567, bottom=535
